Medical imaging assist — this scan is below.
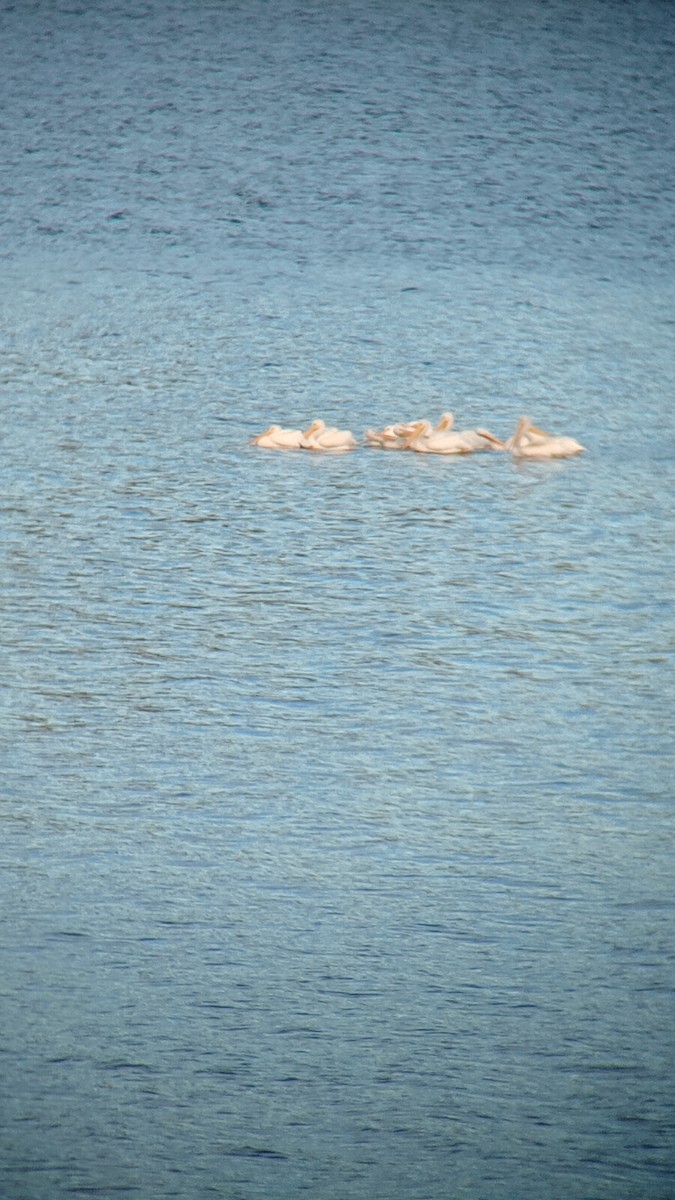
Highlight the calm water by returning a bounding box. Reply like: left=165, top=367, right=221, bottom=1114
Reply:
left=1, top=1, right=674, bottom=1197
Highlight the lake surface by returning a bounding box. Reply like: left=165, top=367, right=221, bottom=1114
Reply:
left=1, top=1, right=674, bottom=1197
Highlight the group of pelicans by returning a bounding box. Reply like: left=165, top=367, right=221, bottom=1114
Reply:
left=251, top=413, right=585, bottom=459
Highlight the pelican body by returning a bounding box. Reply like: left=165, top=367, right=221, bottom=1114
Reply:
left=250, top=424, right=308, bottom=449
left=303, top=419, right=358, bottom=451
left=509, top=416, right=585, bottom=459
left=365, top=420, right=422, bottom=450
left=405, top=419, right=475, bottom=455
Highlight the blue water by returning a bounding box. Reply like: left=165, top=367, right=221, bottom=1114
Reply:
left=1, top=1, right=674, bottom=1197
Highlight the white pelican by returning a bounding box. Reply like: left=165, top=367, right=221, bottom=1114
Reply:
left=434, top=412, right=502, bottom=449
left=251, top=424, right=309, bottom=449
left=365, top=418, right=425, bottom=449
left=303, top=418, right=358, bottom=452
left=503, top=421, right=554, bottom=450
left=509, top=416, right=585, bottom=459
left=404, top=418, right=479, bottom=455
left=365, top=426, right=409, bottom=449
left=365, top=412, right=455, bottom=450
left=432, top=412, right=520, bottom=452
left=471, top=422, right=557, bottom=452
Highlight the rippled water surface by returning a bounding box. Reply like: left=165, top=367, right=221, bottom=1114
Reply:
left=2, top=1, right=674, bottom=1197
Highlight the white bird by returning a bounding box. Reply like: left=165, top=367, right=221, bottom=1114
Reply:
left=430, top=411, right=516, bottom=451
left=413, top=412, right=502, bottom=452
left=250, top=424, right=309, bottom=449
left=303, top=418, right=358, bottom=452
left=365, top=418, right=425, bottom=449
left=365, top=426, right=408, bottom=449
left=404, top=418, right=476, bottom=455
left=365, top=412, right=457, bottom=450
left=509, top=416, right=585, bottom=459
left=503, top=421, right=553, bottom=450
left=473, top=421, right=558, bottom=452
left=433, top=412, right=501, bottom=449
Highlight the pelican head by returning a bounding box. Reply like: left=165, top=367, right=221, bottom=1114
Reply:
left=303, top=418, right=326, bottom=438
left=250, top=424, right=279, bottom=444
left=403, top=419, right=431, bottom=445
left=511, top=416, right=533, bottom=450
